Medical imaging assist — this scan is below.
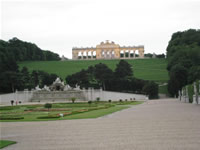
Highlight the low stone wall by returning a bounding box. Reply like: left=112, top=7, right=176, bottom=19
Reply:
left=0, top=89, right=147, bottom=105
left=179, top=82, right=200, bottom=104
left=0, top=90, right=33, bottom=105
left=91, top=90, right=146, bottom=101
left=31, top=90, right=86, bottom=102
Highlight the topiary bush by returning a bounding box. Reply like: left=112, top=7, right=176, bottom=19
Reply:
left=44, top=103, right=52, bottom=111
left=96, top=97, right=100, bottom=102
left=71, top=97, right=76, bottom=103
left=88, top=101, right=92, bottom=105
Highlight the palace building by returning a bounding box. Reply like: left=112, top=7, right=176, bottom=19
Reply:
left=72, top=40, right=144, bottom=60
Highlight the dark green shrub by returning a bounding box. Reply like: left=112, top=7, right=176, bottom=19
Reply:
left=142, top=81, right=158, bottom=99
left=0, top=106, right=20, bottom=111
left=11, top=100, right=14, bottom=106
left=96, top=97, right=100, bottom=102
left=0, top=115, right=24, bottom=120
left=88, top=101, right=92, bottom=105
left=44, top=103, right=52, bottom=111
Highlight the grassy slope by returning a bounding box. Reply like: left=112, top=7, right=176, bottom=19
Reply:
left=19, top=58, right=168, bottom=82
left=0, top=140, right=16, bottom=149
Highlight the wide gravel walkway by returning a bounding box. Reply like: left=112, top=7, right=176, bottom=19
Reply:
left=1, top=99, right=200, bottom=150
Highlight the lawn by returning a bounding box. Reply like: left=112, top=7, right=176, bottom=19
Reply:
left=18, top=58, right=168, bottom=83
left=0, top=140, right=16, bottom=149
left=0, top=101, right=143, bottom=122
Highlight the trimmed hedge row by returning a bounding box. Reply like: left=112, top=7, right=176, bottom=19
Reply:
left=0, top=115, right=24, bottom=120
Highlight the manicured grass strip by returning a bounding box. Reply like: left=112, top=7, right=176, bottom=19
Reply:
left=0, top=140, right=16, bottom=149
left=62, top=105, right=130, bottom=119
left=116, top=101, right=144, bottom=105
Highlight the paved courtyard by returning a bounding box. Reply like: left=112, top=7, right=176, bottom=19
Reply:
left=1, top=99, right=200, bottom=150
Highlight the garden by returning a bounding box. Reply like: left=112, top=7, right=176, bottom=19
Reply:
left=0, top=100, right=143, bottom=122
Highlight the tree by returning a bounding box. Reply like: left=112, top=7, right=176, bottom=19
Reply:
left=0, top=71, right=21, bottom=93
left=168, top=64, right=188, bottom=97
left=65, top=62, right=149, bottom=94
left=114, top=60, right=133, bottom=79
left=168, top=78, right=180, bottom=97
left=166, top=29, right=200, bottom=96
left=44, top=103, right=52, bottom=112
left=142, top=81, right=158, bottom=99
left=71, top=97, right=76, bottom=103
left=31, top=70, right=39, bottom=87
left=0, top=37, right=60, bottom=62
left=38, top=71, right=58, bottom=87
left=188, top=66, right=200, bottom=84
left=94, top=63, right=113, bottom=90
left=21, top=67, right=30, bottom=89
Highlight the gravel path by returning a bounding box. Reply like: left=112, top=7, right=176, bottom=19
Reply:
left=1, top=99, right=200, bottom=150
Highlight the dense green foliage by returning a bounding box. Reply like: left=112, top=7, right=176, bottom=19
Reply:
left=142, top=81, right=159, bottom=99
left=0, top=65, right=58, bottom=93
left=19, top=58, right=168, bottom=82
left=167, top=29, right=200, bottom=96
left=66, top=60, right=158, bottom=99
left=44, top=103, right=52, bottom=111
left=0, top=37, right=60, bottom=62
left=0, top=38, right=60, bottom=93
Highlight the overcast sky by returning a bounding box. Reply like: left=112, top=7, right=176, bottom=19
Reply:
left=1, top=0, right=200, bottom=58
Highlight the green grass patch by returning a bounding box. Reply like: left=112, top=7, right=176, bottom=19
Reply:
left=18, top=58, right=168, bottom=82
left=62, top=105, right=130, bottom=119
left=0, top=140, right=16, bottom=149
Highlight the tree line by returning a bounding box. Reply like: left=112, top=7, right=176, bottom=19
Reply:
left=0, top=60, right=58, bottom=93
left=0, top=37, right=60, bottom=62
left=0, top=37, right=60, bottom=93
left=66, top=60, right=158, bottom=99
left=167, top=29, right=200, bottom=96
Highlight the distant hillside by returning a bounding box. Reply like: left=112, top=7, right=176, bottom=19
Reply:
left=0, top=37, right=60, bottom=62
left=19, top=58, right=168, bottom=83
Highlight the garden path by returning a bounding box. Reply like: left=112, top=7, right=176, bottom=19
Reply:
left=1, top=99, right=200, bottom=150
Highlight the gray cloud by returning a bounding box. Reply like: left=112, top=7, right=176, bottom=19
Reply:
left=1, top=0, right=200, bottom=58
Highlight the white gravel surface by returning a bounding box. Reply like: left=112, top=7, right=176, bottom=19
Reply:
left=1, top=99, right=200, bottom=150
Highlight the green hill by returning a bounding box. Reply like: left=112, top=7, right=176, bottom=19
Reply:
left=19, top=58, right=168, bottom=83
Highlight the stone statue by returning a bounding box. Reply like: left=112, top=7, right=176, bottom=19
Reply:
left=43, top=85, right=50, bottom=91
left=35, top=85, right=41, bottom=91
left=194, top=82, right=197, bottom=94
left=185, top=86, right=189, bottom=103
left=193, top=82, right=197, bottom=104
left=49, top=77, right=65, bottom=91
left=74, top=84, right=80, bottom=90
